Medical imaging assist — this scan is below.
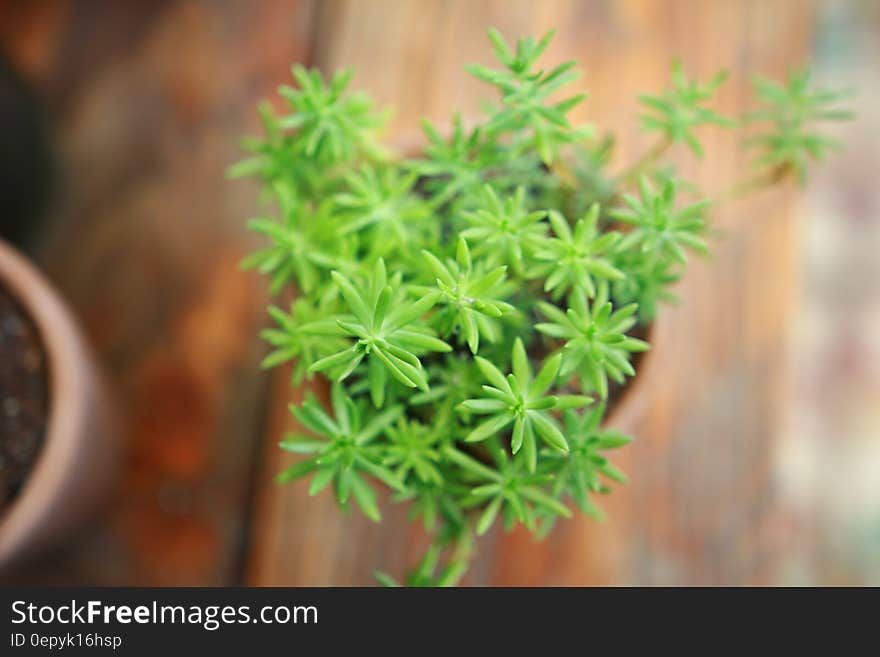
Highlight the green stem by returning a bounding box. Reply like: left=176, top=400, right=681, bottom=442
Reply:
left=615, top=137, right=672, bottom=186
left=713, top=163, right=791, bottom=206
left=439, top=525, right=477, bottom=586
left=412, top=521, right=477, bottom=587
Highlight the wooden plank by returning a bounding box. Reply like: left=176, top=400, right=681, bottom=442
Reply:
left=0, top=0, right=314, bottom=585
left=247, top=0, right=812, bottom=586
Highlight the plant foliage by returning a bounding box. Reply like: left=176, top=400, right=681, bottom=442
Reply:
left=233, top=28, right=850, bottom=585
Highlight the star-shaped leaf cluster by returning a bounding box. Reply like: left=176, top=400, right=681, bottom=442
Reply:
left=309, top=258, right=451, bottom=405
left=334, top=165, right=431, bottom=252
left=259, top=299, right=348, bottom=383
left=609, top=176, right=710, bottom=265
left=459, top=338, right=591, bottom=472
left=534, top=203, right=624, bottom=299
left=239, top=185, right=350, bottom=294
left=461, top=185, right=548, bottom=275
left=278, top=66, right=387, bottom=166
left=382, top=418, right=446, bottom=486
left=536, top=285, right=649, bottom=399
left=279, top=385, right=405, bottom=522
left=747, top=68, right=854, bottom=181
left=536, top=403, right=631, bottom=532
left=639, top=61, right=734, bottom=156
left=420, top=238, right=516, bottom=354
left=444, top=446, right=572, bottom=536
left=468, top=28, right=592, bottom=164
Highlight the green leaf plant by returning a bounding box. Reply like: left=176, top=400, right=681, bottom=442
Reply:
left=232, top=28, right=851, bottom=585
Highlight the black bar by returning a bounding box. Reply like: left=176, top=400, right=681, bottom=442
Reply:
left=0, top=586, right=871, bottom=654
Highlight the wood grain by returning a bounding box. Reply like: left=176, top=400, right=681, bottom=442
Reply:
left=247, top=0, right=812, bottom=586
left=0, top=0, right=814, bottom=586
left=0, top=0, right=315, bottom=585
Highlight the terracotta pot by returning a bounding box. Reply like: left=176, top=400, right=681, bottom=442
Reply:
left=602, top=314, right=662, bottom=435
left=0, top=239, right=121, bottom=573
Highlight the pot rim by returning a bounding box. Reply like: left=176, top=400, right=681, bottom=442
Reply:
left=602, top=308, right=664, bottom=433
left=0, top=238, right=89, bottom=561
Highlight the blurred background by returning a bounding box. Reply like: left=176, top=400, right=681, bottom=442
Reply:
left=0, top=0, right=876, bottom=585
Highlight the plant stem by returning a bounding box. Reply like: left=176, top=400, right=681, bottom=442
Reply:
left=424, top=521, right=477, bottom=586
left=713, top=163, right=790, bottom=206
left=615, top=137, right=672, bottom=186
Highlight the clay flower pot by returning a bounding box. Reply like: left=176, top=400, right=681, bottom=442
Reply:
left=603, top=317, right=662, bottom=435
left=0, top=239, right=121, bottom=572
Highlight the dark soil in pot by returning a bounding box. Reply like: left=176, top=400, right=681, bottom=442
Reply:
left=0, top=285, right=48, bottom=511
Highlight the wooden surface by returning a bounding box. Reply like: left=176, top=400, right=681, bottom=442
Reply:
left=0, top=0, right=813, bottom=586
left=247, top=0, right=811, bottom=586
left=0, top=0, right=314, bottom=585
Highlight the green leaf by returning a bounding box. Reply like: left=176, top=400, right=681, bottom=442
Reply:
left=531, top=412, right=569, bottom=453
left=309, top=466, right=336, bottom=496
left=511, top=338, right=532, bottom=386
left=460, top=399, right=508, bottom=413
left=477, top=495, right=503, bottom=535
left=465, top=412, right=515, bottom=443
left=350, top=474, right=382, bottom=522
left=474, top=357, right=512, bottom=395
left=332, top=271, right=372, bottom=327
left=531, top=352, right=561, bottom=397
left=276, top=459, right=318, bottom=483
left=386, top=291, right=441, bottom=331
